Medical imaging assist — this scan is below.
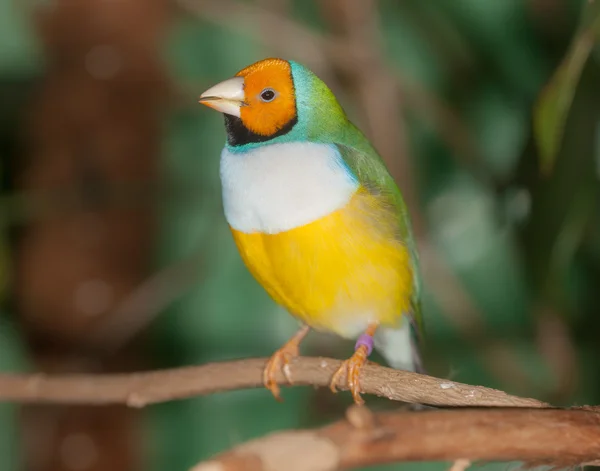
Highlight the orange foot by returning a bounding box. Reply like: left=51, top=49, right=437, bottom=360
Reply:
left=329, top=324, right=378, bottom=405
left=329, top=345, right=369, bottom=405
left=263, top=325, right=310, bottom=401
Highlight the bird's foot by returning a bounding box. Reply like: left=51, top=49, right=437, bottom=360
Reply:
left=329, top=345, right=369, bottom=405
left=263, top=343, right=298, bottom=401
left=263, top=325, right=310, bottom=401
left=330, top=329, right=376, bottom=406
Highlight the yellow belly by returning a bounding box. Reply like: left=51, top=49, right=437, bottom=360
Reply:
left=230, top=188, right=414, bottom=337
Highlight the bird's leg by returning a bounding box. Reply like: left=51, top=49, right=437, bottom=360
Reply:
left=263, top=325, right=310, bottom=401
left=330, top=323, right=378, bottom=405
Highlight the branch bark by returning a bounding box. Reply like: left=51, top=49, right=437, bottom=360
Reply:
left=0, top=356, right=546, bottom=408
left=2, top=357, right=598, bottom=470
left=191, top=406, right=600, bottom=471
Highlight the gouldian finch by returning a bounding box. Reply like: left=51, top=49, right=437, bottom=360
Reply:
left=198, top=58, right=423, bottom=405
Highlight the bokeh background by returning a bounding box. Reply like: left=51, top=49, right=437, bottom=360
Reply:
left=0, top=0, right=599, bottom=470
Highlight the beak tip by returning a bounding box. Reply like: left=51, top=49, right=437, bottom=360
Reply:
left=198, top=96, right=217, bottom=106
left=197, top=77, right=244, bottom=117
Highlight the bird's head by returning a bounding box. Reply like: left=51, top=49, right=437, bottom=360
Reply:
left=199, top=58, right=347, bottom=148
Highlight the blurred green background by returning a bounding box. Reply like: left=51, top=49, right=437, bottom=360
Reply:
left=0, top=0, right=599, bottom=470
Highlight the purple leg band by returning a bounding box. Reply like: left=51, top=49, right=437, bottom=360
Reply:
left=355, top=334, right=374, bottom=356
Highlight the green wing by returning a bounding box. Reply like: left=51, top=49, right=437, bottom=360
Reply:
left=333, top=135, right=424, bottom=338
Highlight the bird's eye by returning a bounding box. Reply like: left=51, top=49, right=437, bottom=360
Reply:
left=259, top=88, right=277, bottom=102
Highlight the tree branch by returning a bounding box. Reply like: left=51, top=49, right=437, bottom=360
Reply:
left=0, top=356, right=546, bottom=408
left=3, top=357, right=598, bottom=470
left=190, top=406, right=600, bottom=471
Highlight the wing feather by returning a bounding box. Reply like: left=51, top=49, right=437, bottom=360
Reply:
left=333, top=142, right=424, bottom=339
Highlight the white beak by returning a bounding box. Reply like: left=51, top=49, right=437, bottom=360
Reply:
left=198, top=77, right=245, bottom=117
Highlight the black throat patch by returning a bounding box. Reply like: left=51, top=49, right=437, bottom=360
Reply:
left=224, top=113, right=298, bottom=147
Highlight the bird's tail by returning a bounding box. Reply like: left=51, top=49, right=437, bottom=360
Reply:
left=373, top=319, right=426, bottom=374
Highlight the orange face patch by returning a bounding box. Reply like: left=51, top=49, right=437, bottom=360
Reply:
left=235, top=58, right=296, bottom=137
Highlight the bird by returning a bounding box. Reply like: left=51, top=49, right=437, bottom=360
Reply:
left=198, top=58, right=423, bottom=405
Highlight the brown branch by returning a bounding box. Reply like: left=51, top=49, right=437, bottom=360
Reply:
left=0, top=356, right=546, bottom=408
left=190, top=406, right=600, bottom=471
left=4, top=356, right=598, bottom=470
left=448, top=459, right=472, bottom=471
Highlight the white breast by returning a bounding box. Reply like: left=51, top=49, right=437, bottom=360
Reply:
left=220, top=142, right=358, bottom=234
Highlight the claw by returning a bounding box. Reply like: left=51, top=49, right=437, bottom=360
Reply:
left=263, top=325, right=310, bottom=401
left=282, top=362, right=293, bottom=383
left=263, top=343, right=299, bottom=401
left=329, top=324, right=378, bottom=406
left=329, top=345, right=369, bottom=405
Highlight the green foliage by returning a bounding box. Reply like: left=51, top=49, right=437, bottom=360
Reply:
left=0, top=0, right=41, bottom=75
left=534, top=1, right=600, bottom=175
left=0, top=317, right=29, bottom=471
